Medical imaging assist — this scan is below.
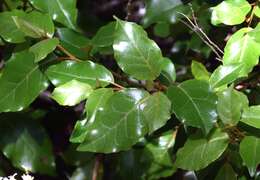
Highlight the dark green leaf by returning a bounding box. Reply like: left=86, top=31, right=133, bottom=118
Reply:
left=0, top=51, right=48, bottom=112
left=0, top=113, right=55, bottom=175
left=113, top=18, right=163, bottom=80
left=77, top=88, right=149, bottom=153
left=161, top=57, right=176, bottom=83
left=92, top=22, right=115, bottom=48
left=240, top=136, right=260, bottom=177
left=167, top=79, right=218, bottom=134
left=29, top=0, right=78, bottom=30
left=215, top=163, right=237, bottom=180
left=175, top=129, right=229, bottom=170
left=29, top=38, right=59, bottom=62
left=45, top=60, right=114, bottom=88
left=191, top=61, right=210, bottom=81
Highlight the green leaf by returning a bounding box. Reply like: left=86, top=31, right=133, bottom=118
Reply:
left=57, top=28, right=91, bottom=59
left=211, top=0, right=251, bottom=25
left=154, top=22, right=171, bottom=38
left=77, top=89, right=149, bottom=153
left=0, top=10, right=26, bottom=43
left=254, top=6, right=260, bottom=18
left=175, top=129, right=229, bottom=170
left=141, top=92, right=171, bottom=134
left=167, top=79, right=217, bottom=134
left=239, top=136, right=260, bottom=177
left=161, top=57, right=176, bottom=83
left=0, top=113, right=55, bottom=175
left=29, top=38, right=59, bottom=62
left=51, top=80, right=93, bottom=106
left=240, top=106, right=260, bottom=129
left=143, top=0, right=187, bottom=27
left=12, top=11, right=54, bottom=38
left=113, top=18, right=163, bottom=80
left=70, top=88, right=114, bottom=143
left=209, top=64, right=243, bottom=89
left=45, top=60, right=114, bottom=88
left=92, top=22, right=115, bottom=48
left=248, top=23, right=260, bottom=43
left=191, top=61, right=210, bottom=81
left=29, top=0, right=78, bottom=30
left=0, top=51, right=48, bottom=112
left=215, top=163, right=237, bottom=180
left=223, top=28, right=260, bottom=76
left=217, top=86, right=248, bottom=125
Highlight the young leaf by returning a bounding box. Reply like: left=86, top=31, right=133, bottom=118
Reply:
left=215, top=163, right=237, bottom=180
left=209, top=64, right=243, bottom=89
left=240, top=136, right=260, bottom=177
left=191, top=61, right=210, bottom=81
left=51, top=80, right=93, bottom=106
left=217, top=86, right=248, bottom=125
left=167, top=79, right=218, bottom=134
left=29, top=0, right=78, bottom=30
left=175, top=129, right=229, bottom=170
left=29, top=38, right=59, bottom=62
left=77, top=89, right=150, bottom=153
left=113, top=18, right=163, bottom=80
left=253, top=6, right=260, bottom=18
left=0, top=10, right=26, bottom=43
left=12, top=11, right=54, bottom=38
left=0, top=113, right=56, bottom=175
left=240, top=106, right=260, bottom=129
left=57, top=28, right=91, bottom=59
left=45, top=60, right=114, bottom=88
left=0, top=51, right=48, bottom=112
left=141, top=92, right=171, bottom=134
left=211, top=0, right=251, bottom=25
left=223, top=28, right=260, bottom=76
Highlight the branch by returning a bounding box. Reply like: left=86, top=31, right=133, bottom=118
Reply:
left=92, top=154, right=103, bottom=180
left=56, top=45, right=80, bottom=62
left=125, top=0, right=133, bottom=21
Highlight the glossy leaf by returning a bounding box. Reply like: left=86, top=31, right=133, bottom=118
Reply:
left=209, top=64, right=243, bottom=89
left=217, top=86, right=248, bottom=125
left=0, top=51, right=48, bottom=112
left=70, top=88, right=114, bottom=143
left=45, top=60, right=114, bottom=88
left=12, top=11, right=54, bottom=38
left=248, top=23, right=260, bottom=43
left=0, top=113, right=55, bottom=175
left=29, top=38, right=59, bottom=62
left=0, top=10, right=26, bottom=43
left=161, top=57, right=176, bottom=83
left=167, top=79, right=218, bottom=134
left=57, top=28, right=91, bottom=59
left=175, top=129, right=229, bottom=170
left=240, top=106, right=260, bottom=129
left=29, top=0, right=78, bottom=30
left=223, top=28, right=260, bottom=76
left=113, top=18, right=163, bottom=80
left=141, top=92, right=171, bottom=134
left=191, top=61, right=210, bottom=81
left=215, top=163, right=237, bottom=180
left=254, top=6, right=260, bottom=18
left=77, top=89, right=149, bottom=153
left=143, top=0, right=187, bottom=27
left=92, top=22, right=115, bottom=48
left=240, top=136, right=260, bottom=177
left=211, top=0, right=251, bottom=25
left=51, top=80, right=93, bottom=106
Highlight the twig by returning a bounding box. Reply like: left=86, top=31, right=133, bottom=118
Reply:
left=56, top=45, right=80, bottom=61
left=125, top=0, right=133, bottom=21
left=92, top=154, right=103, bottom=180
left=110, top=81, right=125, bottom=90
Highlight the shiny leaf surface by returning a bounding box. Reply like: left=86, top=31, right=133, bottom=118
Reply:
left=161, top=57, right=176, bottom=83
left=45, top=60, right=114, bottom=88
left=191, top=61, right=210, bottom=81
left=240, top=106, right=260, bottom=129
left=175, top=129, right=229, bottom=170
left=113, top=18, right=163, bottom=80
left=0, top=51, right=48, bottom=112
left=167, top=79, right=218, bottom=134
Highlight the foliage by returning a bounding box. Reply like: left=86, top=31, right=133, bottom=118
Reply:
left=0, top=0, right=259, bottom=179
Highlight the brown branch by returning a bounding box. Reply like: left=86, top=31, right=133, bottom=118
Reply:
left=125, top=0, right=133, bottom=21
left=56, top=45, right=80, bottom=61
left=92, top=154, right=103, bottom=180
